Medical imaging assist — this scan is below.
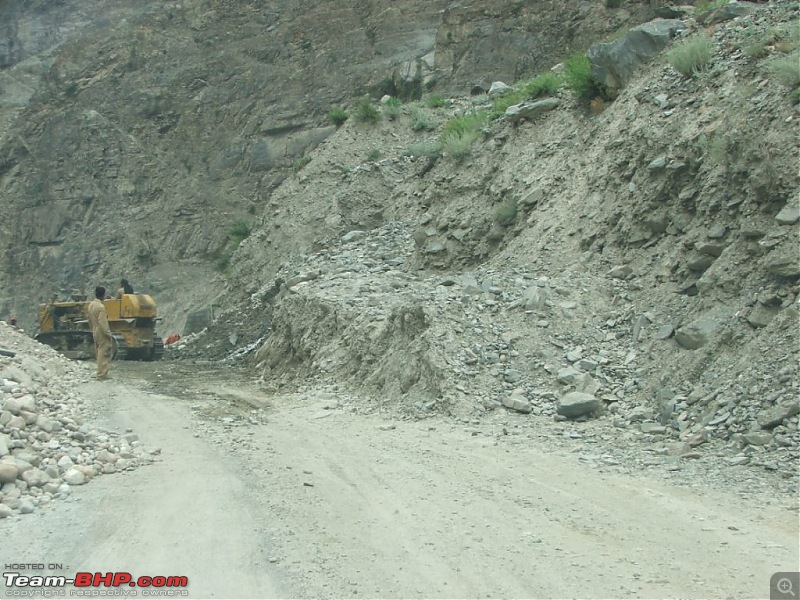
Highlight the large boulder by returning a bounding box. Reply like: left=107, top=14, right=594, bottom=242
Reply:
left=505, top=98, right=560, bottom=123
left=183, top=307, right=215, bottom=336
left=674, top=318, right=720, bottom=350
left=557, top=392, right=600, bottom=419
left=700, top=1, right=754, bottom=25
left=588, top=19, right=686, bottom=97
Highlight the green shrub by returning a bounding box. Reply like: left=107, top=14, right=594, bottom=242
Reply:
left=426, top=94, right=446, bottom=108
left=695, top=0, right=728, bottom=17
left=745, top=38, right=771, bottom=59
left=523, top=72, right=563, bottom=99
left=564, top=52, right=602, bottom=101
left=214, top=251, right=231, bottom=273
left=441, top=111, right=488, bottom=160
left=667, top=34, right=713, bottom=77
left=383, top=96, right=402, bottom=120
left=441, top=134, right=478, bottom=160
left=228, top=220, right=250, bottom=244
left=403, top=141, right=442, bottom=158
left=367, top=149, right=382, bottom=161
left=490, top=89, right=527, bottom=119
left=354, top=97, right=382, bottom=123
left=768, top=53, right=800, bottom=90
left=605, top=0, right=622, bottom=7
left=442, top=111, right=488, bottom=139
left=487, top=72, right=564, bottom=119
left=494, top=198, right=518, bottom=226
left=293, top=155, right=311, bottom=172
left=328, top=107, right=349, bottom=127
left=411, top=108, right=436, bottom=131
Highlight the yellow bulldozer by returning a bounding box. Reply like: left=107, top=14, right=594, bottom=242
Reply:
left=35, top=292, right=164, bottom=361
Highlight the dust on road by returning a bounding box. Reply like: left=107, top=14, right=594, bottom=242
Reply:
left=3, top=361, right=798, bottom=599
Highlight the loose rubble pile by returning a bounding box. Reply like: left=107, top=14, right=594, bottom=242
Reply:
left=238, top=219, right=799, bottom=485
left=135, top=1, right=800, bottom=493
left=0, top=322, right=158, bottom=518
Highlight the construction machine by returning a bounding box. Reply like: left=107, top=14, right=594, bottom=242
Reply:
left=35, top=292, right=164, bottom=361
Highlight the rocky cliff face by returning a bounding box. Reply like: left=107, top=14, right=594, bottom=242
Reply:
left=0, top=0, right=659, bottom=333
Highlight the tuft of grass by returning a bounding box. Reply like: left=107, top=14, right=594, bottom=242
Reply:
left=490, top=89, right=527, bottom=119
left=367, top=149, right=382, bottom=161
left=403, top=140, right=442, bottom=158
left=767, top=52, right=800, bottom=90
left=440, top=111, right=488, bottom=160
left=494, top=198, right=518, bottom=227
left=383, top=96, right=402, bottom=120
left=328, top=106, right=349, bottom=127
left=214, top=251, right=231, bottom=273
left=487, top=72, right=564, bottom=119
left=410, top=108, right=436, bottom=131
left=564, top=52, right=602, bottom=102
left=523, top=72, right=563, bottom=99
left=293, top=155, right=311, bottom=173
left=667, top=34, right=713, bottom=77
left=354, top=97, right=381, bottom=124
left=228, top=221, right=250, bottom=245
left=426, top=94, right=446, bottom=108
left=695, top=0, right=728, bottom=17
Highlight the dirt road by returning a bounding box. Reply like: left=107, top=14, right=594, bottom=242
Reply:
left=2, top=362, right=797, bottom=599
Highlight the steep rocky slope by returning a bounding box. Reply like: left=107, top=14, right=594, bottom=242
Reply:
left=0, top=1, right=797, bottom=486
left=0, top=0, right=657, bottom=334
left=169, top=0, right=800, bottom=483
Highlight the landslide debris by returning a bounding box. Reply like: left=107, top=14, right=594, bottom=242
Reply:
left=0, top=323, right=159, bottom=518
left=174, top=1, right=799, bottom=488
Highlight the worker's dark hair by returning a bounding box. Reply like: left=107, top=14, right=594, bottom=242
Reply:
left=95, top=286, right=106, bottom=299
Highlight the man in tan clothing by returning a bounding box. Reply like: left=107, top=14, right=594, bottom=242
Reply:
left=87, top=286, right=114, bottom=380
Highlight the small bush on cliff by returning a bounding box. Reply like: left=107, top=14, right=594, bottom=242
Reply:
left=695, top=0, right=728, bottom=17
left=383, top=97, right=402, bottom=120
left=667, top=34, right=713, bottom=77
left=494, top=198, right=518, bottom=226
left=488, top=72, right=563, bottom=119
left=354, top=98, right=382, bottom=124
left=441, top=111, right=488, bottom=160
left=411, top=108, right=436, bottom=131
left=293, top=156, right=311, bottom=173
left=229, top=221, right=250, bottom=245
left=426, top=94, right=446, bottom=108
left=767, top=52, right=800, bottom=91
left=490, top=89, right=527, bottom=119
left=328, top=107, right=349, bottom=127
left=564, top=52, right=602, bottom=102
left=523, top=72, right=563, bottom=99
left=403, top=140, right=441, bottom=158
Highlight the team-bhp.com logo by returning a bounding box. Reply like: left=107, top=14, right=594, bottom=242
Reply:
left=3, top=571, right=189, bottom=596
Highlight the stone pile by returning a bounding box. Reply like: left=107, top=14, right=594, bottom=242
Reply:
left=0, top=322, right=157, bottom=518
left=231, top=218, right=799, bottom=483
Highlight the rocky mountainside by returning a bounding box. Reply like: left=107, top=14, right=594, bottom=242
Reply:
left=173, top=0, right=797, bottom=483
left=0, top=1, right=797, bottom=486
left=0, top=0, right=660, bottom=334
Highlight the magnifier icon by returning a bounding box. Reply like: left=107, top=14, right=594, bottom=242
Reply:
left=778, top=578, right=796, bottom=597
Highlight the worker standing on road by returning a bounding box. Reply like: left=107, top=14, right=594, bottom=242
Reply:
left=87, top=286, right=114, bottom=380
